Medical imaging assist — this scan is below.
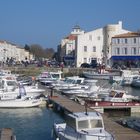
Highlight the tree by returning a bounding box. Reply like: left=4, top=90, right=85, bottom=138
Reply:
left=30, top=44, right=45, bottom=60
left=44, top=48, right=55, bottom=59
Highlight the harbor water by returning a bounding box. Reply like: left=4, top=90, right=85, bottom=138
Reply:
left=0, top=107, right=63, bottom=140
left=0, top=81, right=140, bottom=139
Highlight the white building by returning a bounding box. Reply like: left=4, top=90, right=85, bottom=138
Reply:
left=0, top=40, right=32, bottom=63
left=59, top=25, right=84, bottom=66
left=76, top=21, right=130, bottom=67
left=111, top=32, right=140, bottom=68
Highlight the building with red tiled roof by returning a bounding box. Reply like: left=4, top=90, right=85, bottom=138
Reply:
left=58, top=25, right=84, bottom=66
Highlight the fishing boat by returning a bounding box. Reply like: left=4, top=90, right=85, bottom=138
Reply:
left=53, top=111, right=115, bottom=140
left=0, top=84, right=42, bottom=108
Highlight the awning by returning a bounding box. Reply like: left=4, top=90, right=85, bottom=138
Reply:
left=111, top=56, right=140, bottom=60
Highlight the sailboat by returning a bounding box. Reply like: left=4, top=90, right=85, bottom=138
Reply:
left=0, top=84, right=42, bottom=108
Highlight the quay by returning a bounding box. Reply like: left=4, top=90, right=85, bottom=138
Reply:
left=0, top=128, right=16, bottom=140
left=48, top=90, right=140, bottom=140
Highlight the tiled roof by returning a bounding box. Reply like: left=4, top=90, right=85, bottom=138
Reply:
left=65, top=34, right=77, bottom=40
left=113, top=32, right=140, bottom=38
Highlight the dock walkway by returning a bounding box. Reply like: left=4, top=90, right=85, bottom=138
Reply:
left=0, top=128, right=16, bottom=140
left=48, top=90, right=140, bottom=140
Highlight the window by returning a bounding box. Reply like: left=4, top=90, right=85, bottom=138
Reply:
left=123, top=48, right=127, bottom=55
left=84, top=58, right=87, bottom=63
left=117, top=39, right=120, bottom=44
left=139, top=48, right=140, bottom=54
left=115, top=48, right=120, bottom=54
left=68, top=50, right=71, bottom=54
left=131, top=47, right=136, bottom=55
left=84, top=46, right=87, bottom=52
left=66, top=116, right=76, bottom=129
left=78, top=120, right=89, bottom=130
left=134, top=38, right=136, bottom=44
left=89, top=35, right=92, bottom=41
left=97, top=36, right=100, bottom=40
left=90, top=119, right=103, bottom=128
left=125, top=38, right=127, bottom=44
left=93, top=46, right=96, bottom=52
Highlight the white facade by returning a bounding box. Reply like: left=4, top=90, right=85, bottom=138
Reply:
left=59, top=25, right=84, bottom=65
left=0, top=40, right=31, bottom=63
left=111, top=32, right=140, bottom=67
left=76, top=21, right=130, bottom=67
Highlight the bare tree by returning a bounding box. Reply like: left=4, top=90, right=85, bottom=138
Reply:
left=30, top=44, right=45, bottom=59
left=45, top=48, right=55, bottom=59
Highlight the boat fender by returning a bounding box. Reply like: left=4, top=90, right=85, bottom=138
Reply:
left=95, top=102, right=98, bottom=106
left=112, top=103, right=114, bottom=106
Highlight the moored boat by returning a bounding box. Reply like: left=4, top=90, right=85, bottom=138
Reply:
left=83, top=89, right=140, bottom=107
left=53, top=111, right=115, bottom=140
left=0, top=84, right=42, bottom=108
left=83, top=71, right=120, bottom=80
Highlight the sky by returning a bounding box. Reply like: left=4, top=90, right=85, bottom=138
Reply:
left=0, top=0, right=140, bottom=50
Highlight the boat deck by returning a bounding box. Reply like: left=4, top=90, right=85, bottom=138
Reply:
left=48, top=89, right=140, bottom=140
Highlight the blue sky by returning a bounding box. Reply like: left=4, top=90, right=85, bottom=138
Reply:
left=0, top=0, right=140, bottom=50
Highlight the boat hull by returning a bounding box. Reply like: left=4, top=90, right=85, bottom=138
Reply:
left=85, top=100, right=140, bottom=107
left=0, top=98, right=42, bottom=108
left=83, top=72, right=120, bottom=80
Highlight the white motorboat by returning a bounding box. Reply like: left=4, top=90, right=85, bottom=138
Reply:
left=0, top=77, right=45, bottom=99
left=110, top=70, right=140, bottom=86
left=83, top=71, right=120, bottom=80
left=62, top=80, right=99, bottom=99
left=131, top=77, right=140, bottom=88
left=0, top=84, right=42, bottom=108
left=53, top=76, right=85, bottom=91
left=0, top=77, right=45, bottom=96
left=0, top=97, right=42, bottom=108
left=37, top=71, right=62, bottom=83
left=53, top=111, right=115, bottom=140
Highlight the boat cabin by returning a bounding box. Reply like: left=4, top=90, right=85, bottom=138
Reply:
left=64, top=76, right=85, bottom=85
left=0, top=77, right=17, bottom=91
left=109, top=90, right=124, bottom=98
left=66, top=112, right=104, bottom=132
left=37, top=71, right=62, bottom=81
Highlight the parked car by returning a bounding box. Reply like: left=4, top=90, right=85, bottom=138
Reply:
left=80, top=63, right=90, bottom=68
